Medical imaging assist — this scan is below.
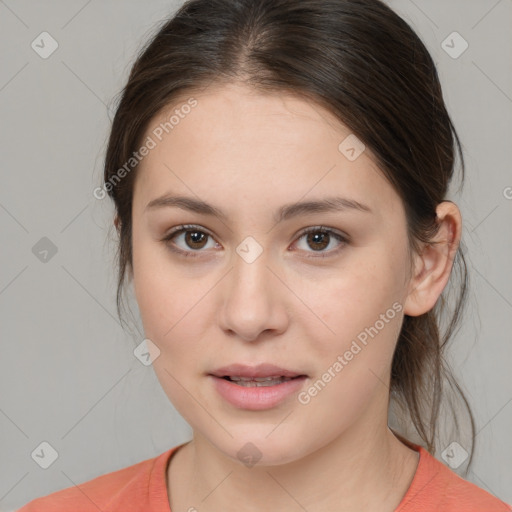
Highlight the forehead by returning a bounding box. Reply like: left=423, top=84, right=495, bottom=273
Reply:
left=133, top=82, right=400, bottom=220
left=152, top=82, right=348, bottom=145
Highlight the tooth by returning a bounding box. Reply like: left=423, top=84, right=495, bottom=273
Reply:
left=229, top=375, right=293, bottom=382
left=229, top=376, right=294, bottom=387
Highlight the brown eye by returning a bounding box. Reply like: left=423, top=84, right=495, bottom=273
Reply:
left=293, top=227, right=348, bottom=257
left=306, top=231, right=330, bottom=251
left=162, top=225, right=218, bottom=258
left=183, top=230, right=208, bottom=250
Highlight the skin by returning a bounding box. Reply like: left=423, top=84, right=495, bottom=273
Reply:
left=124, top=82, right=462, bottom=512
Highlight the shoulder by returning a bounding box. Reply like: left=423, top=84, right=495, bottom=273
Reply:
left=397, top=446, right=511, bottom=512
left=16, top=446, right=178, bottom=512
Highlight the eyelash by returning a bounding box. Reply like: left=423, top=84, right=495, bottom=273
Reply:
left=161, top=224, right=349, bottom=259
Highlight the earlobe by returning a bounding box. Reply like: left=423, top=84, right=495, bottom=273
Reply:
left=403, top=201, right=462, bottom=317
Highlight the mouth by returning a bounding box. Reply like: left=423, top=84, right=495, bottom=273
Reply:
left=209, top=362, right=307, bottom=382
left=218, top=375, right=306, bottom=387
left=208, top=363, right=308, bottom=410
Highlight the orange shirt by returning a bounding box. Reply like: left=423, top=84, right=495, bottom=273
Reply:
left=17, top=443, right=511, bottom=511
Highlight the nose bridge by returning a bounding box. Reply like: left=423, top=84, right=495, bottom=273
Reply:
left=220, top=238, right=287, bottom=341
left=230, top=240, right=273, bottom=309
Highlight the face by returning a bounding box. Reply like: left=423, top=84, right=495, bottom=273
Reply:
left=130, top=82, right=413, bottom=466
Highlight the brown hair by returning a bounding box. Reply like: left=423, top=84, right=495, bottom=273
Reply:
left=103, top=0, right=475, bottom=465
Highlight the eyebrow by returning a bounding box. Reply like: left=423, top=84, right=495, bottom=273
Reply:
left=144, top=194, right=372, bottom=223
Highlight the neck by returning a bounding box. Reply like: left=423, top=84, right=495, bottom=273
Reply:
left=169, top=419, right=419, bottom=512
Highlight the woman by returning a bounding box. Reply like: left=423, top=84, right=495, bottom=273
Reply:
left=18, top=0, right=511, bottom=510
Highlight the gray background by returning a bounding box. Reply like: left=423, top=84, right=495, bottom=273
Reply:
left=0, top=0, right=511, bottom=509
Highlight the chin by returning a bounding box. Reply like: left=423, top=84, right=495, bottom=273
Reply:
left=205, top=428, right=311, bottom=468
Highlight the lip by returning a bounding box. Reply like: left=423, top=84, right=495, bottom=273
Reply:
left=209, top=363, right=306, bottom=379
left=208, top=363, right=308, bottom=410
left=209, top=374, right=308, bottom=410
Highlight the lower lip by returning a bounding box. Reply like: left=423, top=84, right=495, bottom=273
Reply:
left=209, top=375, right=307, bottom=410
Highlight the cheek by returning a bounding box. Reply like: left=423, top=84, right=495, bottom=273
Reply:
left=131, top=236, right=215, bottom=391
left=296, top=253, right=405, bottom=424
left=132, top=227, right=193, bottom=339
left=297, top=281, right=403, bottom=436
left=304, top=254, right=404, bottom=352
left=134, top=267, right=204, bottom=348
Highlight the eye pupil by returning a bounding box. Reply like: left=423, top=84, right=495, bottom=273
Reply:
left=185, top=230, right=207, bottom=249
left=307, top=231, right=329, bottom=251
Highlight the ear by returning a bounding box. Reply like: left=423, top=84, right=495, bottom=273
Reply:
left=403, top=201, right=462, bottom=316
left=114, top=214, right=121, bottom=232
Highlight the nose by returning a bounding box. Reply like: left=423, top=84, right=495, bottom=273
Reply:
left=218, top=248, right=290, bottom=343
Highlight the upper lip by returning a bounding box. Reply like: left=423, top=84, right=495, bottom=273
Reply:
left=209, top=363, right=306, bottom=379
